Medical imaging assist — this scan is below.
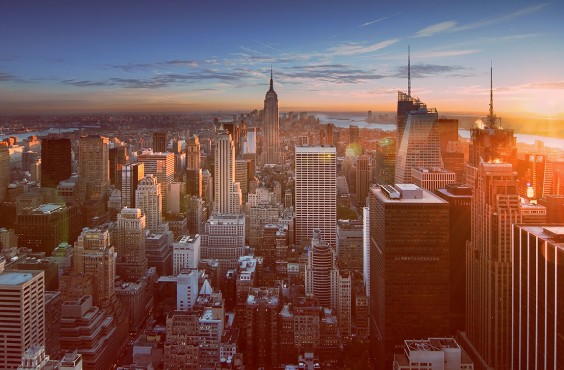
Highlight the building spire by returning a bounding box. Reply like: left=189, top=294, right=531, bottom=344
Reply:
left=486, top=61, right=497, bottom=128
left=269, top=65, right=274, bottom=92
left=408, top=45, right=411, bottom=97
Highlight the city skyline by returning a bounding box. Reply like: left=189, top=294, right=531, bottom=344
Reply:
left=1, top=1, right=564, bottom=119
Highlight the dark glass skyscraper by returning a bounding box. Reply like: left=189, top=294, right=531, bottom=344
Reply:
left=369, top=184, right=449, bottom=368
left=41, top=137, right=71, bottom=188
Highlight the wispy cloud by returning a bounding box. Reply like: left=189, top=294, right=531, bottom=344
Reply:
left=63, top=69, right=254, bottom=89
left=357, top=17, right=387, bottom=28
left=453, top=3, right=549, bottom=32
left=329, top=38, right=399, bottom=56
left=414, top=49, right=482, bottom=58
left=252, top=39, right=277, bottom=51
left=394, top=64, right=469, bottom=78
left=279, top=64, right=384, bottom=84
left=111, top=59, right=199, bottom=72
left=0, top=72, right=21, bottom=81
left=415, top=21, right=457, bottom=37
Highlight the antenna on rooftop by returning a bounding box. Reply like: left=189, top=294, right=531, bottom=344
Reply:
left=408, top=45, right=411, bottom=97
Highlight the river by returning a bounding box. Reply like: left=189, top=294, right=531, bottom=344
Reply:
left=315, top=113, right=564, bottom=149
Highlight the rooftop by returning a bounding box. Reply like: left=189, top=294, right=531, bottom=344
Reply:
left=0, top=271, right=40, bottom=285
left=32, top=203, right=64, bottom=214
left=374, top=184, right=446, bottom=204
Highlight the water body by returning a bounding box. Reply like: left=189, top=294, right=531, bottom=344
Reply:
left=316, top=113, right=564, bottom=149
left=0, top=127, right=80, bottom=142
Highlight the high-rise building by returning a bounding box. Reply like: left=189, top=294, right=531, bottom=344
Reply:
left=186, top=168, right=202, bottom=197
left=201, top=214, right=245, bottom=280
left=411, top=166, right=456, bottom=193
left=172, top=235, right=201, bottom=275
left=73, top=227, right=116, bottom=308
left=305, top=230, right=352, bottom=337
left=235, top=159, right=249, bottom=202
left=138, top=150, right=174, bottom=214
left=120, top=162, right=144, bottom=208
left=16, top=203, right=81, bottom=254
left=109, top=145, right=129, bottom=187
left=512, top=225, right=564, bottom=370
left=435, top=183, right=472, bottom=334
left=374, top=137, right=396, bottom=185
left=135, top=175, right=162, bottom=232
left=463, top=162, right=521, bottom=370
left=295, top=146, right=337, bottom=247
left=356, top=155, right=370, bottom=206
left=262, top=69, right=280, bottom=165
left=397, top=92, right=426, bottom=148
left=214, top=130, right=241, bottom=214
left=369, top=184, right=450, bottom=368
left=0, top=142, right=9, bottom=202
left=0, top=270, right=45, bottom=370
left=393, top=338, right=474, bottom=370
left=395, top=102, right=443, bottom=184
left=362, top=206, right=370, bottom=298
left=244, top=287, right=280, bottom=369
left=466, top=67, right=517, bottom=186
left=152, top=131, right=167, bottom=153
left=116, top=208, right=148, bottom=281
left=336, top=219, right=363, bottom=271
left=77, top=135, right=110, bottom=201
left=517, top=153, right=553, bottom=200
left=40, top=137, right=72, bottom=188
left=186, top=135, right=200, bottom=170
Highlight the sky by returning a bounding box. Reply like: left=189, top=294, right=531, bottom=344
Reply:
left=1, top=0, right=563, bottom=117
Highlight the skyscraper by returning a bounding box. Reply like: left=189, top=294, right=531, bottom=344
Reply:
left=512, top=225, right=564, bottom=369
left=435, top=183, right=472, bottom=333
left=135, top=174, right=162, bottom=232
left=463, top=162, right=521, bottom=370
left=152, top=131, right=167, bottom=153
left=466, top=67, right=517, bottom=185
left=186, top=134, right=201, bottom=170
left=214, top=130, right=241, bottom=214
left=77, top=135, right=110, bottom=201
left=0, top=142, right=9, bottom=202
left=116, top=208, right=148, bottom=281
left=295, top=146, right=337, bottom=247
left=262, top=69, right=280, bottom=165
left=356, top=155, right=370, bottom=207
left=394, top=102, right=443, bottom=184
left=73, top=227, right=116, bottom=308
left=40, top=137, right=72, bottom=188
left=0, top=270, right=45, bottom=370
left=138, top=150, right=174, bottom=214
left=108, top=145, right=129, bottom=187
left=120, top=162, right=144, bottom=208
left=369, top=184, right=449, bottom=368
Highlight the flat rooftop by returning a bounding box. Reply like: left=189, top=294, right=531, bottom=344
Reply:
left=372, top=185, right=447, bottom=204
left=0, top=271, right=40, bottom=285
left=32, top=203, right=64, bottom=214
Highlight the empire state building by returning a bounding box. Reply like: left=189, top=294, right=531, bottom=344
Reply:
left=262, top=69, right=280, bottom=165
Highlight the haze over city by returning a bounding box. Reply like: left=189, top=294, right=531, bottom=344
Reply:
left=2, top=0, right=564, bottom=121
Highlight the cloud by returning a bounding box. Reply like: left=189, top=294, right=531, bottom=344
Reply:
left=415, top=21, right=457, bottom=37
left=525, top=81, right=564, bottom=90
left=0, top=72, right=20, bottom=81
left=357, top=17, right=387, bottom=28
left=394, top=64, right=468, bottom=78
left=453, top=3, right=549, bottom=32
left=252, top=39, right=277, bottom=51
left=111, top=59, right=199, bottom=72
left=62, top=69, right=254, bottom=89
left=278, top=64, right=385, bottom=84
left=413, top=49, right=481, bottom=58
left=329, top=38, right=399, bottom=56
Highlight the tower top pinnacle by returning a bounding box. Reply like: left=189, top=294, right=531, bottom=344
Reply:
left=408, top=45, right=411, bottom=97
left=269, top=66, right=274, bottom=92
left=486, top=62, right=497, bottom=129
